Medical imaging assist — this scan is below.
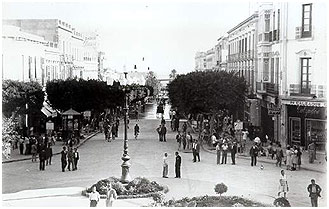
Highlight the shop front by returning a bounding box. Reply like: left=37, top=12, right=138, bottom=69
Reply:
left=283, top=100, right=327, bottom=151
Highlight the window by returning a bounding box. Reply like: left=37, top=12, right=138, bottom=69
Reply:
left=259, top=34, right=262, bottom=42
left=301, top=58, right=311, bottom=93
left=270, top=58, right=274, bottom=83
left=263, top=58, right=269, bottom=81
left=265, top=18, right=270, bottom=32
left=245, top=37, right=247, bottom=52
left=302, top=4, right=312, bottom=38
left=275, top=58, right=280, bottom=84
left=277, top=9, right=280, bottom=40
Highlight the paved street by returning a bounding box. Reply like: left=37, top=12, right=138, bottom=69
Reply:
left=2, top=103, right=327, bottom=207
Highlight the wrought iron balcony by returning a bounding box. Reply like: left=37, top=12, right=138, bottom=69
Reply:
left=256, top=82, right=279, bottom=95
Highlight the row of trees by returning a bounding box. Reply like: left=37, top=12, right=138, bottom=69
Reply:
left=168, top=70, right=247, bottom=134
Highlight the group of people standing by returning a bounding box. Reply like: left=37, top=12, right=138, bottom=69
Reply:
left=60, top=146, right=80, bottom=172
left=162, top=151, right=182, bottom=178
left=103, top=117, right=120, bottom=142
left=89, top=184, right=118, bottom=207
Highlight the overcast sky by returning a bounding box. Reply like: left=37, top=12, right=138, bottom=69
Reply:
left=2, top=0, right=254, bottom=78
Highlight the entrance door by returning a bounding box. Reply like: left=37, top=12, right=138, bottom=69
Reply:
left=289, top=117, right=301, bottom=146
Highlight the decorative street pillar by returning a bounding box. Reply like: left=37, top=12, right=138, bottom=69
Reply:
left=121, top=72, right=132, bottom=183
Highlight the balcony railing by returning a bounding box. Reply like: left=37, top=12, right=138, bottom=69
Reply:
left=228, top=51, right=255, bottom=63
left=289, top=84, right=326, bottom=98
left=256, top=82, right=279, bottom=95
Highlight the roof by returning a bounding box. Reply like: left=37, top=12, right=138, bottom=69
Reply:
left=62, top=108, right=81, bottom=116
left=227, top=13, right=258, bottom=34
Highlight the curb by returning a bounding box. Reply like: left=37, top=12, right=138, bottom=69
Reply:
left=183, top=117, right=326, bottom=174
left=2, top=132, right=99, bottom=164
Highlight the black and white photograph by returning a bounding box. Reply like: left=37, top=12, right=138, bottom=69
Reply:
left=2, top=0, right=327, bottom=207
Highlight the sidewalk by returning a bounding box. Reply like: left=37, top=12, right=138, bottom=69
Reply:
left=2, top=131, right=99, bottom=164
left=184, top=119, right=327, bottom=174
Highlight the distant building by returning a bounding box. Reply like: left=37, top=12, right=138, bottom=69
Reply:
left=3, top=19, right=100, bottom=81
left=195, top=52, right=206, bottom=71
left=214, top=35, right=228, bottom=71
left=205, top=48, right=216, bottom=70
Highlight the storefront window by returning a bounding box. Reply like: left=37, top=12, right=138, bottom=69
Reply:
left=290, top=117, right=301, bottom=146
left=306, top=119, right=326, bottom=150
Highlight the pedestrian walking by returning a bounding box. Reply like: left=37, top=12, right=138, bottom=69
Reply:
left=192, top=140, right=197, bottom=162
left=292, top=146, right=298, bottom=170
left=195, top=140, right=201, bottom=162
left=297, top=146, right=302, bottom=170
left=31, top=142, right=37, bottom=162
left=134, top=124, right=140, bottom=140
left=39, top=148, right=46, bottom=171
left=307, top=179, right=322, bottom=207
left=24, top=137, right=30, bottom=155
left=106, top=183, right=117, bottom=207
left=161, top=125, right=167, bottom=142
left=175, top=152, right=181, bottom=178
left=162, top=153, right=169, bottom=178
left=250, top=143, right=259, bottom=166
left=176, top=131, right=182, bottom=150
left=111, top=124, right=116, bottom=141
left=308, top=141, right=316, bottom=163
left=230, top=142, right=237, bottom=165
left=221, top=143, right=228, bottom=164
left=182, top=122, right=187, bottom=134
left=276, top=144, right=284, bottom=167
left=187, top=132, right=193, bottom=150
left=156, top=125, right=162, bottom=141
left=45, top=143, right=53, bottom=166
left=216, top=143, right=221, bottom=165
left=278, top=170, right=289, bottom=198
left=73, top=147, right=79, bottom=170
left=19, top=137, right=24, bottom=155
left=182, top=133, right=187, bottom=150
left=61, top=146, right=68, bottom=172
left=89, top=186, right=100, bottom=207
left=286, top=146, right=293, bottom=170
left=67, top=147, right=74, bottom=171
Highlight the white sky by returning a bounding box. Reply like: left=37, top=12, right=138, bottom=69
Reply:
left=2, top=0, right=254, bottom=78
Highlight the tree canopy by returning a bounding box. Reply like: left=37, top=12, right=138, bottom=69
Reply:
left=168, top=70, right=247, bottom=116
left=145, top=71, right=160, bottom=96
left=2, top=80, right=44, bottom=118
left=46, top=79, right=125, bottom=113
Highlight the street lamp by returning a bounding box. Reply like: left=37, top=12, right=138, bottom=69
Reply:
left=120, top=72, right=132, bottom=183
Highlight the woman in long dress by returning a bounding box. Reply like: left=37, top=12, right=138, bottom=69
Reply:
left=278, top=170, right=289, bottom=198
left=285, top=146, right=292, bottom=170
left=106, top=183, right=117, bottom=207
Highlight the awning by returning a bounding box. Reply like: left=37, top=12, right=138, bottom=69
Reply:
left=41, top=101, right=57, bottom=117
left=62, top=108, right=81, bottom=116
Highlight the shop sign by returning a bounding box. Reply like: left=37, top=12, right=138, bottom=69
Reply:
left=46, top=122, right=54, bottom=130
left=268, top=108, right=281, bottom=115
left=282, top=100, right=326, bottom=107
left=297, top=106, right=321, bottom=116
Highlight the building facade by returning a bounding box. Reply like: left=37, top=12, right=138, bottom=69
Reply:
left=214, top=35, right=228, bottom=71
left=205, top=48, right=216, bottom=70
left=195, top=52, right=206, bottom=71
left=3, top=19, right=99, bottom=82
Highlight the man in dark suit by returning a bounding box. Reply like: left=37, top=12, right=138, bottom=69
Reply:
left=161, top=125, right=167, bottom=142
left=61, top=146, right=68, bottom=172
left=175, top=152, right=181, bottom=178
left=73, top=147, right=79, bottom=170
left=39, top=148, right=46, bottom=171
left=250, top=143, right=259, bottom=166
left=231, top=142, right=237, bottom=165
left=307, top=179, right=322, bottom=207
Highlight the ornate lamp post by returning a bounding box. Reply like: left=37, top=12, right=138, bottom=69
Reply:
left=120, top=72, right=132, bottom=183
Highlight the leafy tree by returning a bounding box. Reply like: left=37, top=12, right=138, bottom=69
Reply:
left=169, top=69, right=177, bottom=80
left=214, top=183, right=228, bottom=197
left=145, top=71, right=160, bottom=96
left=168, top=70, right=247, bottom=118
left=46, top=79, right=125, bottom=113
left=2, top=80, right=44, bottom=118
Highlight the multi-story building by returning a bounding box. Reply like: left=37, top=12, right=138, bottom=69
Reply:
left=2, top=25, right=47, bottom=84
left=227, top=13, right=259, bottom=125
left=44, top=42, right=60, bottom=85
left=255, top=2, right=327, bottom=150
left=205, top=48, right=216, bottom=70
left=214, top=35, right=228, bottom=71
left=195, top=52, right=206, bottom=71
left=3, top=19, right=99, bottom=81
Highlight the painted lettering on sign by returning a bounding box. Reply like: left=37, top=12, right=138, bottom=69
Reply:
left=297, top=106, right=320, bottom=116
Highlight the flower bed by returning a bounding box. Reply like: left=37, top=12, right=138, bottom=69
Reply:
left=82, top=177, right=169, bottom=199
left=160, top=195, right=270, bottom=207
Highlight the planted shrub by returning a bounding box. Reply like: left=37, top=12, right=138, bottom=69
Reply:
left=273, top=197, right=291, bottom=207
left=214, top=183, right=228, bottom=196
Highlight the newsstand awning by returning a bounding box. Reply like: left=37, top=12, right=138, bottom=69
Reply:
left=62, top=108, right=81, bottom=116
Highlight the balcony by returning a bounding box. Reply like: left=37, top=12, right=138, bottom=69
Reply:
left=256, top=82, right=279, bottom=95
left=289, top=84, right=326, bottom=98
